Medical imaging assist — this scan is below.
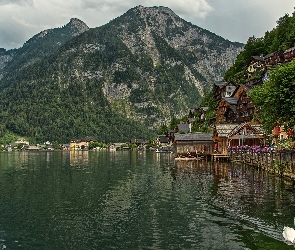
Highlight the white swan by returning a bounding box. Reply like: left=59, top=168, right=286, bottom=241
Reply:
left=283, top=227, right=295, bottom=243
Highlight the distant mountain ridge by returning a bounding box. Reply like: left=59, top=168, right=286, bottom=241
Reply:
left=0, top=18, right=89, bottom=79
left=0, top=6, right=244, bottom=143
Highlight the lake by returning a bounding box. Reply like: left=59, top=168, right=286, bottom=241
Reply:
left=0, top=151, right=294, bottom=249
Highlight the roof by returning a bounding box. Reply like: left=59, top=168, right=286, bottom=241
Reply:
left=200, top=106, right=209, bottom=111
left=239, top=84, right=251, bottom=93
left=174, top=133, right=213, bottom=141
left=251, top=56, right=264, bottom=61
left=251, top=124, right=266, bottom=134
left=215, top=123, right=265, bottom=138
left=82, top=136, right=98, bottom=142
left=177, top=123, right=191, bottom=133
left=158, top=135, right=169, bottom=143
left=223, top=97, right=238, bottom=105
left=214, top=81, right=226, bottom=87
left=215, top=124, right=239, bottom=137
left=284, top=47, right=295, bottom=53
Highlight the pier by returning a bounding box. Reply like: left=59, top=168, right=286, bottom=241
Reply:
left=212, top=153, right=230, bottom=161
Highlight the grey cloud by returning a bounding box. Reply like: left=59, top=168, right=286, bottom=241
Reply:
left=0, top=0, right=294, bottom=49
left=0, top=24, right=28, bottom=49
left=0, top=0, right=33, bottom=5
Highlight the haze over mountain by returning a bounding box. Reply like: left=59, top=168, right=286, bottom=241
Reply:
left=0, top=6, right=243, bottom=143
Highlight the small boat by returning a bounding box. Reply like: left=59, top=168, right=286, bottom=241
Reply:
left=283, top=227, right=295, bottom=243
left=156, top=148, right=171, bottom=153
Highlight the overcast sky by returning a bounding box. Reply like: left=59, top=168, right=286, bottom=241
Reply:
left=0, top=0, right=294, bottom=50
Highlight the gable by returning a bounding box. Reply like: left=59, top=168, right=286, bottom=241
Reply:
left=215, top=124, right=239, bottom=137
left=227, top=123, right=264, bottom=138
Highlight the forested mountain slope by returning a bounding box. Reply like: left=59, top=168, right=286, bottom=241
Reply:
left=0, top=6, right=243, bottom=143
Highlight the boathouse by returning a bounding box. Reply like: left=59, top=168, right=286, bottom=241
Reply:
left=213, top=122, right=266, bottom=154
left=172, top=133, right=214, bottom=155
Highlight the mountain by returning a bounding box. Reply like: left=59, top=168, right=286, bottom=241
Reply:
left=0, top=6, right=244, bottom=143
left=0, top=18, right=89, bottom=82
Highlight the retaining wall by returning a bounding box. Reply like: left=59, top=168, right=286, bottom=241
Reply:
left=229, top=149, right=295, bottom=180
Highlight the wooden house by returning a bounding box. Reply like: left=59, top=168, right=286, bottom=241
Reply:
left=213, top=123, right=265, bottom=154
left=246, top=56, right=266, bottom=84
left=246, top=56, right=265, bottom=74
left=227, top=123, right=266, bottom=147
left=213, top=81, right=226, bottom=101
left=264, top=50, right=284, bottom=67
left=234, top=85, right=255, bottom=123
left=172, top=133, right=214, bottom=155
left=215, top=97, right=238, bottom=124
left=155, top=135, right=171, bottom=148
left=284, top=47, right=295, bottom=62
left=188, top=107, right=209, bottom=123
left=213, top=81, right=237, bottom=102
left=213, top=124, right=238, bottom=154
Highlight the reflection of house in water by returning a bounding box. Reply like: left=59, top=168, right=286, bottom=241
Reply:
left=5, top=151, right=29, bottom=169
left=172, top=160, right=232, bottom=191
left=70, top=151, right=89, bottom=167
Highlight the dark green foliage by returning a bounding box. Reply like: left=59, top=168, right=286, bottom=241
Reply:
left=249, top=60, right=295, bottom=133
left=0, top=131, right=20, bottom=145
left=169, top=116, right=181, bottom=130
left=157, top=124, right=169, bottom=135
left=191, top=91, right=216, bottom=133
left=114, top=67, right=141, bottom=83
left=88, top=141, right=107, bottom=150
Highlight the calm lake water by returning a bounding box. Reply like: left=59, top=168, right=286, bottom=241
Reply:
left=0, top=151, right=295, bottom=249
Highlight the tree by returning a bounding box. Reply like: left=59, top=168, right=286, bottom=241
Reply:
left=157, top=124, right=168, bottom=135
left=249, top=60, right=295, bottom=133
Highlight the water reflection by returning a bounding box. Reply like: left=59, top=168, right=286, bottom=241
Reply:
left=172, top=158, right=295, bottom=248
left=70, top=150, right=89, bottom=168
left=0, top=151, right=294, bottom=249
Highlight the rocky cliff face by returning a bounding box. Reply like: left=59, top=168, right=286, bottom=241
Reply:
left=0, top=6, right=244, bottom=142
left=114, top=6, right=243, bottom=94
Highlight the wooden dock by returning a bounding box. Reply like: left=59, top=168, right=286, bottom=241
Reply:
left=212, top=154, right=230, bottom=161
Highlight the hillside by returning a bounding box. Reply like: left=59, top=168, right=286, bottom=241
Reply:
left=224, top=12, right=295, bottom=83
left=0, top=6, right=243, bottom=143
left=0, top=18, right=89, bottom=83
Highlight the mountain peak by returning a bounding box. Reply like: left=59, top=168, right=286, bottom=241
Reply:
left=67, top=18, right=89, bottom=33
left=131, top=5, right=177, bottom=18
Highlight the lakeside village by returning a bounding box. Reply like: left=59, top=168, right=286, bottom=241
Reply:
left=3, top=47, right=295, bottom=179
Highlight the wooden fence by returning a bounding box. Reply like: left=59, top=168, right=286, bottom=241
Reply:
left=229, top=149, right=295, bottom=180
